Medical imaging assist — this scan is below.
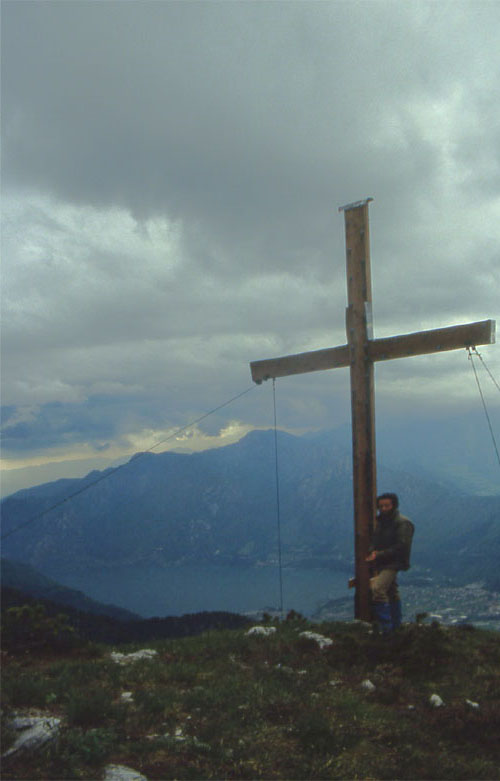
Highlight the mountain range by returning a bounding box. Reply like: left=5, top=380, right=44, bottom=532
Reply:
left=2, top=429, right=499, bottom=592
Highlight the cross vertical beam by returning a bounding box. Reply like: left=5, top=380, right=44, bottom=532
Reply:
left=342, top=199, right=376, bottom=620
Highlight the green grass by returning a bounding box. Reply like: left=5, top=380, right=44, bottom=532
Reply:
left=2, top=618, right=499, bottom=780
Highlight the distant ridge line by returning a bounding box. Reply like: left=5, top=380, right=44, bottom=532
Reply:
left=1, top=385, right=256, bottom=541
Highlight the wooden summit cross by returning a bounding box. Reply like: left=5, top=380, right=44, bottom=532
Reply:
left=249, top=198, right=496, bottom=621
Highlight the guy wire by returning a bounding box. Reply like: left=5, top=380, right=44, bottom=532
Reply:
left=468, top=348, right=500, bottom=470
left=471, top=347, right=500, bottom=393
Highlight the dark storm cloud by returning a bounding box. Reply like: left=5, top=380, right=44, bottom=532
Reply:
left=3, top=2, right=498, bottom=280
left=1, top=0, right=499, bottom=477
left=0, top=3, right=464, bottom=265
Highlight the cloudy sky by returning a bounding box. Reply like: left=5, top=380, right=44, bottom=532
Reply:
left=1, top=0, right=499, bottom=496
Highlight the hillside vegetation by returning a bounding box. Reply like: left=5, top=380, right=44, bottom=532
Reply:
left=2, top=610, right=499, bottom=780
left=0, top=559, right=140, bottom=621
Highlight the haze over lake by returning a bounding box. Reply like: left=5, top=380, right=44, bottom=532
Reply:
left=48, top=564, right=350, bottom=618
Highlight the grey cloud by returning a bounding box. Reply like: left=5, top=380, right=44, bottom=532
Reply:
left=2, top=195, right=348, bottom=367
left=4, top=2, right=496, bottom=261
left=1, top=1, right=499, bottom=469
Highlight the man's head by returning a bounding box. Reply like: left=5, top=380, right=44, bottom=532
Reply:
left=377, top=492, right=399, bottom=516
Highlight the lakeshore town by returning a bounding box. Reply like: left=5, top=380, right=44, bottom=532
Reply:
left=313, top=579, right=500, bottom=631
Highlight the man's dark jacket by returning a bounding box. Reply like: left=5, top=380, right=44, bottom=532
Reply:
left=372, top=510, right=414, bottom=571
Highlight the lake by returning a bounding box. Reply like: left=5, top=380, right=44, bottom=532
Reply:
left=49, top=564, right=351, bottom=619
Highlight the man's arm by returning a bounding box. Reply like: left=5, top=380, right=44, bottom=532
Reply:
left=371, top=519, right=413, bottom=567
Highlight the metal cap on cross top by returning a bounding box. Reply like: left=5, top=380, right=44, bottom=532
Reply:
left=249, top=199, right=495, bottom=621
left=338, top=197, right=374, bottom=213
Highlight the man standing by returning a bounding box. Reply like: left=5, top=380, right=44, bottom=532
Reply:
left=365, top=493, right=414, bottom=633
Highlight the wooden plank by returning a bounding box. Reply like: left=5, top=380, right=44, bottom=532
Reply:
left=368, top=320, right=495, bottom=363
left=343, top=200, right=376, bottom=622
left=250, top=320, right=495, bottom=383
left=250, top=343, right=350, bottom=383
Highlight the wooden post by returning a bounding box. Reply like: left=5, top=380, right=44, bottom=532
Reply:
left=249, top=198, right=495, bottom=622
left=342, top=199, right=376, bottom=621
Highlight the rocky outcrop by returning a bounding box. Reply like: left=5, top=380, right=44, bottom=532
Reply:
left=3, top=714, right=61, bottom=759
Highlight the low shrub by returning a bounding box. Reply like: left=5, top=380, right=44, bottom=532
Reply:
left=65, top=686, right=116, bottom=727
left=2, top=604, right=79, bottom=655
left=2, top=669, right=54, bottom=709
left=53, top=727, right=116, bottom=769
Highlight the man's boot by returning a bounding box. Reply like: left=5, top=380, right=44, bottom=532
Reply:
left=373, top=602, right=393, bottom=634
left=390, top=599, right=402, bottom=630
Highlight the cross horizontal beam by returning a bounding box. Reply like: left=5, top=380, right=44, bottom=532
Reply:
left=368, top=319, right=495, bottom=363
left=250, top=319, right=495, bottom=383
left=250, top=344, right=350, bottom=383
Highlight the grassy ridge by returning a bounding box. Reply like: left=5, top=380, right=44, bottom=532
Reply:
left=1, top=587, right=251, bottom=645
left=2, top=616, right=500, bottom=780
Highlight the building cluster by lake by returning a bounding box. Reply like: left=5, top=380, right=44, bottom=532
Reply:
left=314, top=579, right=500, bottom=631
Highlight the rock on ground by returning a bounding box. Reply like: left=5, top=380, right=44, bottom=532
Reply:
left=110, top=649, right=158, bottom=665
left=3, top=715, right=61, bottom=759
left=299, top=631, right=333, bottom=649
left=246, top=626, right=277, bottom=636
left=104, top=765, right=148, bottom=781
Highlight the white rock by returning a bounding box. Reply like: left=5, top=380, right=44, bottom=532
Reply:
left=163, top=731, right=207, bottom=748
left=110, top=649, right=158, bottom=665
left=361, top=679, right=376, bottom=692
left=465, top=699, right=480, bottom=710
left=3, top=716, right=61, bottom=759
left=299, top=631, right=333, bottom=649
left=104, top=764, right=148, bottom=781
left=8, top=717, right=37, bottom=730
left=246, top=626, right=276, bottom=636
left=429, top=693, right=444, bottom=708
